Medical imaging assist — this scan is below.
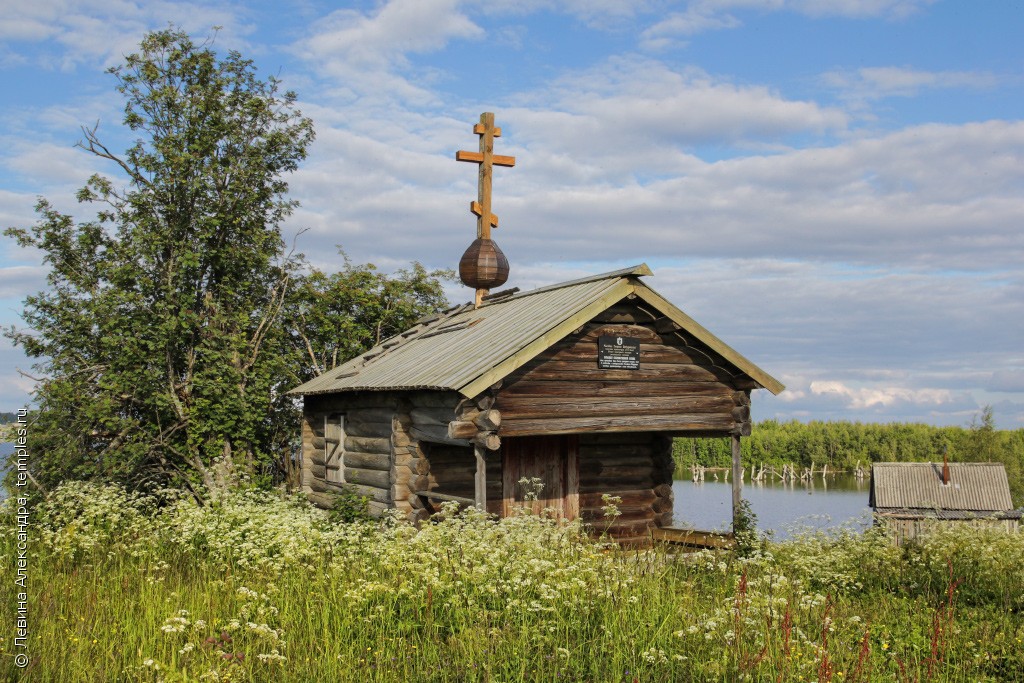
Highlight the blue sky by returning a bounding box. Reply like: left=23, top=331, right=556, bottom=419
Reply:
left=1, top=0, right=1023, bottom=428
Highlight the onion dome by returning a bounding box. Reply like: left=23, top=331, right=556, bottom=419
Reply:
left=459, top=238, right=509, bottom=290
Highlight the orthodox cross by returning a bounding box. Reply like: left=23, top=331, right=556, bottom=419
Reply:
left=456, top=112, right=516, bottom=240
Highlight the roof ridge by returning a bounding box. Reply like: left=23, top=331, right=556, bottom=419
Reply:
left=472, top=263, right=651, bottom=306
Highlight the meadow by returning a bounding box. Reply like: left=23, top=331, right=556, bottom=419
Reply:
left=2, top=483, right=1022, bottom=682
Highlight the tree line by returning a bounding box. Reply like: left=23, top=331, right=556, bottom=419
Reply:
left=673, top=407, right=1024, bottom=504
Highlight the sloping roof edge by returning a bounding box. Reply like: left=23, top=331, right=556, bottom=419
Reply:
left=630, top=283, right=786, bottom=395
left=510, top=263, right=653, bottom=300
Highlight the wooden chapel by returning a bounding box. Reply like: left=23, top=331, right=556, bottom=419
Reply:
left=288, top=113, right=784, bottom=544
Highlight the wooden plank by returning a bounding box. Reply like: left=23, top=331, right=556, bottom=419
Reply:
left=448, top=420, right=478, bottom=439
left=579, top=477, right=655, bottom=493
left=346, top=407, right=398, bottom=423
left=581, top=448, right=651, bottom=464
left=550, top=342, right=704, bottom=364
left=579, top=461, right=656, bottom=479
left=415, top=490, right=475, bottom=506
left=511, top=360, right=725, bottom=383
left=343, top=451, right=391, bottom=472
left=591, top=306, right=658, bottom=324
left=579, top=324, right=662, bottom=343
left=579, top=490, right=658, bottom=507
left=474, top=445, right=487, bottom=511
left=346, top=467, right=391, bottom=489
left=579, top=445, right=655, bottom=461
left=345, top=419, right=392, bottom=438
left=592, top=518, right=657, bottom=537
left=579, top=432, right=654, bottom=446
left=311, top=479, right=391, bottom=504
left=410, top=407, right=456, bottom=427
left=566, top=436, right=579, bottom=521
left=455, top=150, right=516, bottom=167
left=500, top=413, right=736, bottom=437
left=408, top=392, right=461, bottom=409
left=410, top=425, right=472, bottom=447
left=652, top=527, right=736, bottom=550
left=499, top=380, right=733, bottom=399
left=496, top=395, right=735, bottom=420
left=345, top=435, right=391, bottom=455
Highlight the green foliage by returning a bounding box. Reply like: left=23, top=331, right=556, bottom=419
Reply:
left=732, top=497, right=760, bottom=556
left=3, top=482, right=1023, bottom=682
left=2, top=29, right=451, bottom=498
left=4, top=28, right=314, bottom=493
left=283, top=255, right=453, bottom=382
left=327, top=488, right=373, bottom=524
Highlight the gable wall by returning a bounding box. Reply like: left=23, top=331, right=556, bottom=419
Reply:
left=494, top=304, right=752, bottom=437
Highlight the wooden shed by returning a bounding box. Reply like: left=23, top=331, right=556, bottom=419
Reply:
left=870, top=462, right=1021, bottom=543
left=289, top=263, right=784, bottom=543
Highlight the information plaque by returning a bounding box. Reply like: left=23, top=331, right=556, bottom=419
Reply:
left=597, top=335, right=640, bottom=370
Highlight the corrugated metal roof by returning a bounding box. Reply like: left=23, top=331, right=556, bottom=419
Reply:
left=288, top=263, right=783, bottom=398
left=870, top=462, right=1014, bottom=512
left=875, top=508, right=1023, bottom=521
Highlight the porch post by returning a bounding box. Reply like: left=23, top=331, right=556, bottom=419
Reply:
left=474, top=444, right=487, bottom=511
left=731, top=434, right=742, bottom=530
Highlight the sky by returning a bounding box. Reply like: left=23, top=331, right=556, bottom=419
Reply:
left=1, top=0, right=1023, bottom=429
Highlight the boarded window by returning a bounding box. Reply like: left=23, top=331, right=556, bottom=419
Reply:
left=324, top=414, right=345, bottom=484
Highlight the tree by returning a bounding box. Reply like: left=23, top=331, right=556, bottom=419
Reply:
left=961, top=406, right=1022, bottom=506
left=5, top=28, right=315, bottom=495
left=284, top=256, right=453, bottom=383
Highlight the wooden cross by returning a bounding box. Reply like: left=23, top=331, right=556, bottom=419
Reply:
left=456, top=112, right=516, bottom=240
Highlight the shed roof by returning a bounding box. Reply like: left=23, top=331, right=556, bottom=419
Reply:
left=869, top=462, right=1014, bottom=513
left=289, top=264, right=785, bottom=399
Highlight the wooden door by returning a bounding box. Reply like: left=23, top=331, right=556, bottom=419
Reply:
left=501, top=435, right=578, bottom=520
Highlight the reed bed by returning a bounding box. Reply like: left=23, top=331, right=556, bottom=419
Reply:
left=2, top=482, right=1022, bottom=682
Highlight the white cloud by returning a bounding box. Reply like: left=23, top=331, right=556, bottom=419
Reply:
left=642, top=0, right=936, bottom=46
left=500, top=57, right=846, bottom=186
left=822, top=66, right=1001, bottom=106
left=809, top=380, right=953, bottom=409
left=282, top=114, right=1024, bottom=284
left=0, top=0, right=248, bottom=70
left=295, top=0, right=483, bottom=104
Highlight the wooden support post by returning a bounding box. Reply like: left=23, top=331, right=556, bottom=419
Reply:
left=731, top=434, right=742, bottom=530
left=474, top=444, right=487, bottom=511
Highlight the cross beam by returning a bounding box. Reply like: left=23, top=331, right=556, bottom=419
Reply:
left=456, top=112, right=515, bottom=239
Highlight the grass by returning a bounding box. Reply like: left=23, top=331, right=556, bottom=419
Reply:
left=2, top=482, right=1023, bottom=682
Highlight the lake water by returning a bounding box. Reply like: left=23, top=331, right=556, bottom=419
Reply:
left=672, top=472, right=873, bottom=539
left=0, top=441, right=873, bottom=534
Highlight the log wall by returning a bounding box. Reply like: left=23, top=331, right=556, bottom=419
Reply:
left=302, top=390, right=496, bottom=522
left=495, top=307, right=753, bottom=437
left=577, top=432, right=675, bottom=545
left=302, top=392, right=401, bottom=517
